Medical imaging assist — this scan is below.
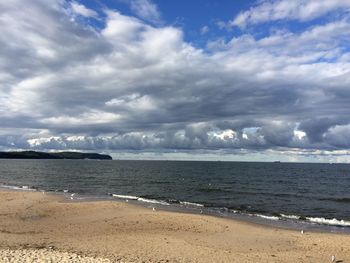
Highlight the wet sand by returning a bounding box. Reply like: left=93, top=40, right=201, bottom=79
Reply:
left=0, top=190, right=349, bottom=262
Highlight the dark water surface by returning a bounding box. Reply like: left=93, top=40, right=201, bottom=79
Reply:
left=0, top=159, right=349, bottom=231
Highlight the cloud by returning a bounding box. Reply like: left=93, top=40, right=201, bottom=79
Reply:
left=128, top=0, right=162, bottom=24
left=324, top=124, right=350, bottom=148
left=1, top=0, right=350, bottom=161
left=200, top=26, right=209, bottom=35
left=230, top=0, right=350, bottom=28
left=70, top=1, right=99, bottom=18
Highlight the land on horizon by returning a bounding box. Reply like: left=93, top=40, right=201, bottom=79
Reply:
left=0, top=151, right=112, bottom=160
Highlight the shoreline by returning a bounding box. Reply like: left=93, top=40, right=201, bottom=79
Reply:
left=2, top=184, right=350, bottom=234
left=0, top=189, right=349, bottom=262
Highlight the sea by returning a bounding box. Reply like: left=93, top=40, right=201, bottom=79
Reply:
left=0, top=159, right=349, bottom=233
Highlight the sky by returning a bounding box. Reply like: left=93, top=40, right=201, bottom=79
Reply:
left=1, top=0, right=350, bottom=162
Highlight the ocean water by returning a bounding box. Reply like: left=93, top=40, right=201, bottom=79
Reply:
left=0, top=159, right=349, bottom=232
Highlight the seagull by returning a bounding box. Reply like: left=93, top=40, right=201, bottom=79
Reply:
left=331, top=255, right=336, bottom=262
left=152, top=207, right=156, bottom=211
left=301, top=230, right=304, bottom=234
left=70, top=193, right=75, bottom=200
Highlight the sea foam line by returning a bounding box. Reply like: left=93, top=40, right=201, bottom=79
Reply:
left=180, top=201, right=204, bottom=207
left=111, top=193, right=350, bottom=227
left=257, top=214, right=350, bottom=226
left=280, top=214, right=350, bottom=227
left=280, top=214, right=301, bottom=220
left=306, top=217, right=350, bottom=227
left=112, top=194, right=169, bottom=205
left=255, top=214, right=280, bottom=221
left=112, top=194, right=138, bottom=200
left=137, top=197, right=169, bottom=206
left=0, top=184, right=36, bottom=191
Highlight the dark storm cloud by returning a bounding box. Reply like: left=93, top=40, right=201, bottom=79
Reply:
left=1, top=0, right=350, bottom=158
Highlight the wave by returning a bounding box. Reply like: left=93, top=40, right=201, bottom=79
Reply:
left=2, top=184, right=350, bottom=228
left=319, top=197, right=350, bottom=203
left=0, top=184, right=36, bottom=191
left=180, top=201, right=204, bottom=207
left=137, top=197, right=169, bottom=206
left=112, top=194, right=138, bottom=200
left=166, top=199, right=180, bottom=204
left=279, top=214, right=350, bottom=227
left=280, top=214, right=301, bottom=220
left=78, top=192, right=350, bottom=228
left=257, top=213, right=350, bottom=227
left=162, top=198, right=204, bottom=207
left=306, top=217, right=350, bottom=227
left=149, top=181, right=171, bottom=185
left=254, top=214, right=280, bottom=221
left=197, top=188, right=226, bottom=193
left=112, top=194, right=203, bottom=207
left=112, top=194, right=169, bottom=205
left=250, top=213, right=350, bottom=227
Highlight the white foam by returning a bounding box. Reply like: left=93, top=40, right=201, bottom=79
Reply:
left=0, top=184, right=36, bottom=191
left=112, top=194, right=138, bottom=200
left=112, top=194, right=169, bottom=205
left=180, top=201, right=204, bottom=207
left=0, top=185, right=22, bottom=190
left=255, top=214, right=280, bottom=221
left=306, top=217, right=350, bottom=227
left=20, top=186, right=36, bottom=191
left=137, top=197, right=169, bottom=206
left=280, top=214, right=301, bottom=220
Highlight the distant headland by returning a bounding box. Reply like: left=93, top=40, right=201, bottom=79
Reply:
left=0, top=151, right=112, bottom=160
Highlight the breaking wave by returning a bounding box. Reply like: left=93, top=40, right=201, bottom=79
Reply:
left=0, top=184, right=36, bottom=191
left=305, top=217, right=350, bottom=227
left=112, top=194, right=169, bottom=205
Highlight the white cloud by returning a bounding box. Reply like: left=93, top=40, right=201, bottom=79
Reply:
left=324, top=124, right=350, bottom=147
left=0, top=0, right=350, bottom=161
left=230, top=0, right=350, bottom=28
left=105, top=93, right=157, bottom=111
left=41, top=111, right=121, bottom=126
left=200, top=26, right=209, bottom=35
left=102, top=10, right=146, bottom=41
left=128, top=0, right=161, bottom=24
left=70, top=1, right=98, bottom=18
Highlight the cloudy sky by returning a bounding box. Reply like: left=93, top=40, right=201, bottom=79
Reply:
left=1, top=0, right=350, bottom=162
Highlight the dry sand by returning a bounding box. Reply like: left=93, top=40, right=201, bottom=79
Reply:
left=0, top=190, right=349, bottom=262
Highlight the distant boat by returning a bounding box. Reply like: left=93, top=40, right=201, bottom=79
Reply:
left=274, top=161, right=281, bottom=163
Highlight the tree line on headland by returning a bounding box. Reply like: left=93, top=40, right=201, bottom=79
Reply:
left=0, top=151, right=112, bottom=160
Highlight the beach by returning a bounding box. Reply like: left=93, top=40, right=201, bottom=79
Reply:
left=0, top=190, right=348, bottom=262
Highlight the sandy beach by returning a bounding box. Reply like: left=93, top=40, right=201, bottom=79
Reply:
left=0, top=190, right=349, bottom=262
